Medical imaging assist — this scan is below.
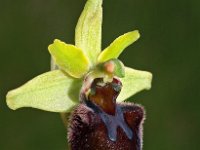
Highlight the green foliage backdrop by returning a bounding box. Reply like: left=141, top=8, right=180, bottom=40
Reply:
left=0, top=0, right=199, bottom=149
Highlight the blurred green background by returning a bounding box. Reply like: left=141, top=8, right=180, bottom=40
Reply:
left=0, top=0, right=200, bottom=149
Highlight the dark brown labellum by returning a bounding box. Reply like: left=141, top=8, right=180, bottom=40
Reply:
left=68, top=77, right=145, bottom=150
left=68, top=103, right=144, bottom=150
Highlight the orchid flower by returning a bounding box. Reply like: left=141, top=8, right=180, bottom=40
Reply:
left=6, top=0, right=152, bottom=129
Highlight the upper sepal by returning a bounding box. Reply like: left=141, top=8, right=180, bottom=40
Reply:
left=75, top=0, right=103, bottom=65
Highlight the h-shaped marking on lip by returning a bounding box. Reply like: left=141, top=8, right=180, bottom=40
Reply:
left=99, top=105, right=133, bottom=141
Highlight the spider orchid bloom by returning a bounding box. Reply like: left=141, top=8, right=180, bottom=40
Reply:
left=6, top=0, right=152, bottom=149
left=6, top=0, right=151, bottom=114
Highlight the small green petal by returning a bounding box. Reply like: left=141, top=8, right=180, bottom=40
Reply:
left=98, top=30, right=140, bottom=63
left=75, top=0, right=102, bottom=65
left=6, top=70, right=82, bottom=112
left=117, top=67, right=152, bottom=102
left=48, top=39, right=90, bottom=78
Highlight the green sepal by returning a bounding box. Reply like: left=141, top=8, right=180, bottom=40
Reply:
left=6, top=70, right=82, bottom=112
left=75, top=0, right=103, bottom=65
left=98, top=30, right=140, bottom=63
left=117, top=67, right=152, bottom=102
left=48, top=39, right=90, bottom=78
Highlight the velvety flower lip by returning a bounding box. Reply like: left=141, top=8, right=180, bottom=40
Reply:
left=68, top=103, right=145, bottom=150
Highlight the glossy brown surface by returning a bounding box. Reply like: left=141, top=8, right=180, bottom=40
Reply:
left=88, top=78, right=122, bottom=115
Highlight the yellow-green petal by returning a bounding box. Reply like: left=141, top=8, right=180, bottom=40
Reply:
left=75, top=0, right=102, bottom=65
left=6, top=70, right=82, bottom=112
left=98, top=30, right=140, bottom=63
left=117, top=67, right=152, bottom=102
left=48, top=39, right=90, bottom=78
